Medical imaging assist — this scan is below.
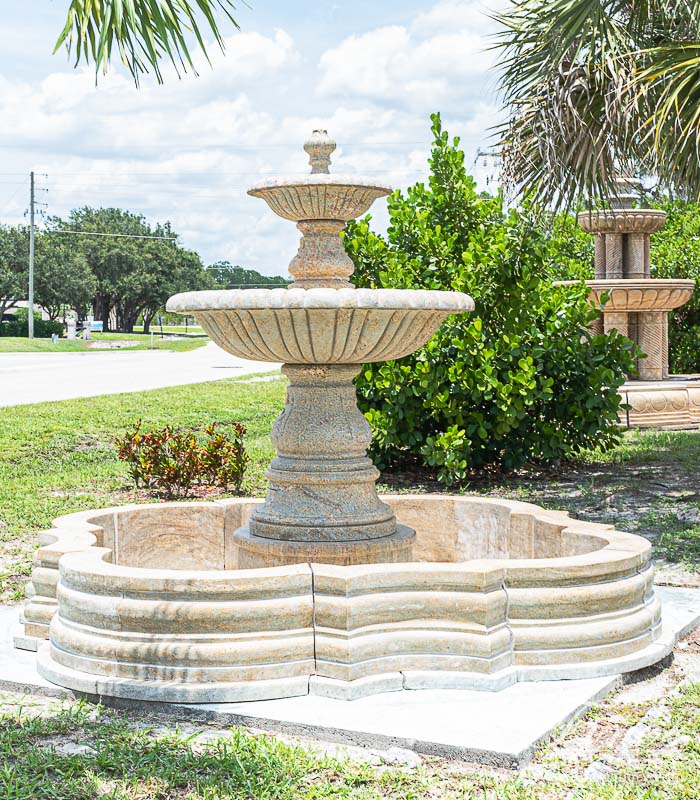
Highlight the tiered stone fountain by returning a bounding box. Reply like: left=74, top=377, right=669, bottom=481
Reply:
left=21, top=134, right=672, bottom=703
left=562, top=177, right=698, bottom=427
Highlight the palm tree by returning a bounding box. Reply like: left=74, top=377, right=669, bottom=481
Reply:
left=56, top=1, right=241, bottom=84
left=495, top=0, right=700, bottom=207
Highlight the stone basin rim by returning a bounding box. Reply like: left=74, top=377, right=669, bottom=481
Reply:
left=576, top=208, right=667, bottom=219
left=555, top=279, right=695, bottom=288
left=247, top=174, right=393, bottom=196
left=39, top=495, right=649, bottom=583
left=167, top=287, right=475, bottom=314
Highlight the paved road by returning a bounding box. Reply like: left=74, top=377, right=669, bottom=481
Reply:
left=0, top=343, right=279, bottom=408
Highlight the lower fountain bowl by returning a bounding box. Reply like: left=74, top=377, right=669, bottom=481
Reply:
left=165, top=287, right=474, bottom=364
left=24, top=496, right=669, bottom=702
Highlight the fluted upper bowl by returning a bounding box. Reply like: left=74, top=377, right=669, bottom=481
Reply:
left=556, top=279, right=695, bottom=311
left=577, top=209, right=666, bottom=234
left=247, top=175, right=392, bottom=222
left=167, top=288, right=473, bottom=364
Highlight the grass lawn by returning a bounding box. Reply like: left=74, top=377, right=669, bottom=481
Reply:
left=133, top=324, right=205, bottom=335
left=0, top=333, right=208, bottom=354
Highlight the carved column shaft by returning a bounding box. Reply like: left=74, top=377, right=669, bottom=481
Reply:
left=625, top=233, right=648, bottom=278
left=289, top=220, right=355, bottom=289
left=589, top=315, right=604, bottom=336
left=605, top=234, right=624, bottom=279
left=637, top=311, right=666, bottom=381
left=604, top=311, right=629, bottom=338
left=594, top=235, right=606, bottom=278
left=249, top=364, right=396, bottom=542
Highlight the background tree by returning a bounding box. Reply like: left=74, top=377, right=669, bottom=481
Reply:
left=0, top=225, right=28, bottom=321
left=207, top=261, right=290, bottom=289
left=33, top=235, right=96, bottom=320
left=495, top=0, right=700, bottom=207
left=57, top=1, right=241, bottom=84
left=140, top=247, right=213, bottom=333
left=48, top=207, right=214, bottom=332
left=345, top=116, right=635, bottom=483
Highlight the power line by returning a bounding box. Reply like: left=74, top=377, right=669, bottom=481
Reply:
left=0, top=140, right=434, bottom=151
left=50, top=229, right=178, bottom=241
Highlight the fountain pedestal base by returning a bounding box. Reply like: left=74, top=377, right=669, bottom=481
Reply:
left=233, top=524, right=415, bottom=568
left=249, top=363, right=401, bottom=543
left=619, top=376, right=700, bottom=429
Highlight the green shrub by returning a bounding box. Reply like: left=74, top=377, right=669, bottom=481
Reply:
left=115, top=420, right=248, bottom=499
left=650, top=201, right=700, bottom=373
left=0, top=308, right=63, bottom=338
left=344, top=115, right=636, bottom=484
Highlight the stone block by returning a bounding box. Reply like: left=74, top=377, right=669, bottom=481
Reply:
left=114, top=502, right=225, bottom=570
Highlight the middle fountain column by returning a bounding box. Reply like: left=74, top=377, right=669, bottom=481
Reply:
left=250, top=363, right=397, bottom=542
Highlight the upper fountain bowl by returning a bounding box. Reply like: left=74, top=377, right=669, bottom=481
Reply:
left=577, top=209, right=667, bottom=234
left=248, top=175, right=392, bottom=223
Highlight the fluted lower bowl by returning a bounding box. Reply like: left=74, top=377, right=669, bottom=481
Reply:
left=247, top=175, right=392, bottom=222
left=167, top=288, right=473, bottom=364
left=577, top=209, right=667, bottom=234
left=556, top=279, right=695, bottom=311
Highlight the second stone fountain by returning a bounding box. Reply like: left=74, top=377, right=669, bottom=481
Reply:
left=168, top=130, right=472, bottom=567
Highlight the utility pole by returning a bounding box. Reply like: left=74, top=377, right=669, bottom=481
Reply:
left=28, top=171, right=35, bottom=339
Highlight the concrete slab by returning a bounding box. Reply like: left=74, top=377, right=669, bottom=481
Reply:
left=1, top=584, right=698, bottom=768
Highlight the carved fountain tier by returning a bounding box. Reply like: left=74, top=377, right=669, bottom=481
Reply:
left=167, top=131, right=472, bottom=566
left=559, top=177, right=698, bottom=428
left=24, top=134, right=673, bottom=703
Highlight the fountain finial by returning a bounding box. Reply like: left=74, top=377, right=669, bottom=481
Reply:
left=304, top=129, right=335, bottom=174
left=611, top=173, right=642, bottom=210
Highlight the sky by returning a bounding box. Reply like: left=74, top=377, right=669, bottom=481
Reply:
left=0, top=0, right=502, bottom=276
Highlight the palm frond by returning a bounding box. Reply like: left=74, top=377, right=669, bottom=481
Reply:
left=494, top=0, right=700, bottom=208
left=55, top=0, right=241, bottom=85
left=640, top=43, right=700, bottom=193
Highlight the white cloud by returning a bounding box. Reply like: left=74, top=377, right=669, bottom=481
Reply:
left=317, top=27, right=411, bottom=101
left=411, top=0, right=494, bottom=36
left=317, top=0, right=498, bottom=110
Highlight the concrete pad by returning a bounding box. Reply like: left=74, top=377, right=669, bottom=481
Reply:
left=0, top=584, right=698, bottom=768
left=0, top=607, right=66, bottom=698
left=181, top=675, right=621, bottom=767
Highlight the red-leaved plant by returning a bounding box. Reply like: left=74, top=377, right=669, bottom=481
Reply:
left=115, top=420, right=248, bottom=499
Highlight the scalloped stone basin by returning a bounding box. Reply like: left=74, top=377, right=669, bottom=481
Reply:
left=577, top=209, right=667, bottom=234
left=26, top=496, right=668, bottom=703
left=167, top=288, right=474, bottom=363
left=581, top=279, right=695, bottom=311
left=248, top=175, right=392, bottom=222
